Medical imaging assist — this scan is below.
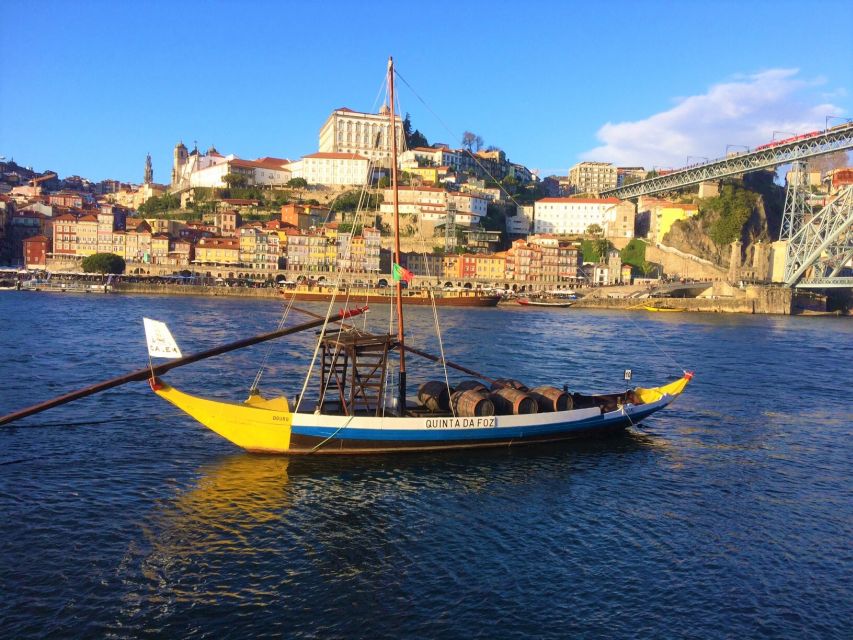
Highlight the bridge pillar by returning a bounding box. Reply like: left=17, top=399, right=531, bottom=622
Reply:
left=728, top=240, right=742, bottom=283
left=698, top=181, right=720, bottom=198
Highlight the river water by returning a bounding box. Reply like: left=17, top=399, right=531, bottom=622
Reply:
left=0, top=292, right=850, bottom=639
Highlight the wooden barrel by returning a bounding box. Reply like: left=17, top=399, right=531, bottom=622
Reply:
left=417, top=381, right=451, bottom=412
left=451, top=390, right=494, bottom=417
left=490, top=388, right=538, bottom=415
left=491, top=378, right=529, bottom=392
left=454, top=379, right=488, bottom=393
left=528, top=385, right=573, bottom=412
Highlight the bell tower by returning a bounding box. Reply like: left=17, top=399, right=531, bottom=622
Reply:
left=144, top=153, right=153, bottom=184
left=171, top=141, right=188, bottom=188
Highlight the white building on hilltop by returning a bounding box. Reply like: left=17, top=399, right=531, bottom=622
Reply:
left=319, top=106, right=404, bottom=164
left=534, top=197, right=634, bottom=238
left=170, top=142, right=292, bottom=192
left=287, top=152, right=371, bottom=186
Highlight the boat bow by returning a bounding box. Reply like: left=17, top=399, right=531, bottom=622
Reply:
left=149, top=377, right=293, bottom=453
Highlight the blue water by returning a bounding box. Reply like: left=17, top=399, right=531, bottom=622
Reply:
left=1, top=292, right=851, bottom=638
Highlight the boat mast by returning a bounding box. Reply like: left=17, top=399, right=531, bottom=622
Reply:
left=388, top=56, right=406, bottom=413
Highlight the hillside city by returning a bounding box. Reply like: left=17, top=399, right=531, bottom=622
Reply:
left=2, top=105, right=851, bottom=288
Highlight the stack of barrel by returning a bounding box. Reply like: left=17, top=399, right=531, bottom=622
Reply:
left=417, top=379, right=573, bottom=418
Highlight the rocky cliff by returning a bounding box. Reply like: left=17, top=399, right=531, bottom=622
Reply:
left=663, top=172, right=784, bottom=268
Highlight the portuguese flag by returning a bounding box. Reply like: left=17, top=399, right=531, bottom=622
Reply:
left=392, top=262, right=414, bottom=284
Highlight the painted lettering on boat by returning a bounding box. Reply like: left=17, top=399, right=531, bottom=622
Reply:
left=425, top=417, right=496, bottom=429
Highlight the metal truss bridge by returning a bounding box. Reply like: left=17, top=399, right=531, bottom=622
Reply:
left=600, top=122, right=853, bottom=200
left=781, top=163, right=852, bottom=289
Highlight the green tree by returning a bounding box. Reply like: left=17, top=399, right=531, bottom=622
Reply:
left=138, top=192, right=181, bottom=215
left=585, top=223, right=603, bottom=236
left=82, top=252, right=126, bottom=274
left=286, top=177, right=308, bottom=189
left=580, top=238, right=613, bottom=263
left=700, top=184, right=756, bottom=248
left=222, top=173, right=249, bottom=189
left=620, top=238, right=647, bottom=267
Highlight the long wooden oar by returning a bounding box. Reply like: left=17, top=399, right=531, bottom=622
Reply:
left=290, top=305, right=501, bottom=386
left=0, top=306, right=368, bottom=427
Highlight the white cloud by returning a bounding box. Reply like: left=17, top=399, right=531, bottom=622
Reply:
left=581, top=69, right=846, bottom=168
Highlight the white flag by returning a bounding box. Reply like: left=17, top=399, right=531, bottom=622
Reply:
left=143, top=317, right=183, bottom=359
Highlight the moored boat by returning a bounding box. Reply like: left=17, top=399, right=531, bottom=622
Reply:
left=281, top=285, right=500, bottom=307
left=0, top=57, right=693, bottom=456
left=643, top=305, right=686, bottom=312
left=517, top=297, right=574, bottom=308
left=144, top=58, right=691, bottom=454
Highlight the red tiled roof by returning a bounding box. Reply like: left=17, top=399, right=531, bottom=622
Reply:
left=228, top=159, right=263, bottom=169
left=254, top=157, right=291, bottom=169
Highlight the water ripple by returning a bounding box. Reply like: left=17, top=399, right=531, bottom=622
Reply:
left=1, top=295, right=851, bottom=638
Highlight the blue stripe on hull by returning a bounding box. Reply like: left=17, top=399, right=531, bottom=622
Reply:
left=291, top=407, right=660, bottom=443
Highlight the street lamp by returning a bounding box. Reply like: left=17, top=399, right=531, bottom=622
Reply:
left=825, top=115, right=852, bottom=130
left=771, top=130, right=796, bottom=141
left=726, top=144, right=750, bottom=156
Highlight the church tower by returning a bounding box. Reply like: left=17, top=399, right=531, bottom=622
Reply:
left=144, top=153, right=153, bottom=184
left=171, top=141, right=188, bottom=188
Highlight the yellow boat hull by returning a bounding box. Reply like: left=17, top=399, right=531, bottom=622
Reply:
left=643, top=306, right=686, bottom=312
left=150, top=378, right=292, bottom=453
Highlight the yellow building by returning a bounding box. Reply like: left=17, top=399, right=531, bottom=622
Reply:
left=655, top=205, right=698, bottom=244
left=76, top=215, right=99, bottom=256
left=108, top=182, right=167, bottom=209
left=405, top=166, right=439, bottom=184
left=151, top=234, right=170, bottom=262
left=474, top=254, right=506, bottom=280
left=195, top=237, right=240, bottom=264
left=443, top=255, right=461, bottom=279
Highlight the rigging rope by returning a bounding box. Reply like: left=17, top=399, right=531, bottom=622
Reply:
left=250, top=288, right=298, bottom=392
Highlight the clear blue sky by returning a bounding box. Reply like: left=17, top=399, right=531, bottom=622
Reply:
left=1, top=0, right=850, bottom=183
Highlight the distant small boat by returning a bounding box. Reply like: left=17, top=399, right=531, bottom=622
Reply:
left=644, top=305, right=686, bottom=312
left=517, top=297, right=574, bottom=308
left=517, top=290, right=577, bottom=308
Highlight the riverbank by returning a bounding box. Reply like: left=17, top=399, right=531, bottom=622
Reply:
left=58, top=282, right=835, bottom=315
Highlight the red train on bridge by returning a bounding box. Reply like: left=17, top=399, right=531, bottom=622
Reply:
left=754, top=130, right=822, bottom=152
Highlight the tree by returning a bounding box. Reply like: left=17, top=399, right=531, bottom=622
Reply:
left=222, top=173, right=249, bottom=189
left=402, top=113, right=430, bottom=149
left=585, top=223, right=603, bottom=236
left=461, top=131, right=484, bottom=152
left=138, top=192, right=181, bottom=215
left=620, top=238, right=647, bottom=268
left=82, top=253, right=126, bottom=274
left=286, top=177, right=308, bottom=201
left=701, top=184, right=756, bottom=248
left=286, top=177, right=308, bottom=189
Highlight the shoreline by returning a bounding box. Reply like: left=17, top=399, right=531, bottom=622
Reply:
left=10, top=280, right=844, bottom=316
